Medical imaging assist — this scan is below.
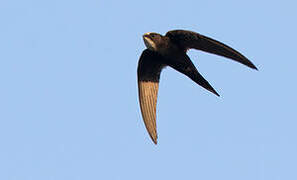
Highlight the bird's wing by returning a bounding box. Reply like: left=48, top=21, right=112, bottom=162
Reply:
left=165, top=30, right=257, bottom=70
left=165, top=53, right=220, bottom=96
left=137, top=49, right=165, bottom=144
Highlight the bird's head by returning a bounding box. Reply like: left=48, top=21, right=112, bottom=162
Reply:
left=143, top=32, right=164, bottom=51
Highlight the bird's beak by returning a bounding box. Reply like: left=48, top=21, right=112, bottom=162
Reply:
left=143, top=33, right=151, bottom=39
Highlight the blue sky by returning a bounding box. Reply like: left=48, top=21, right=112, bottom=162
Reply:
left=0, top=0, right=296, bottom=179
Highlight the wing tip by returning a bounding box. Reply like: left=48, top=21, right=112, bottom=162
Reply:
left=207, top=87, right=220, bottom=97
left=152, top=136, right=158, bottom=145
left=246, top=62, right=258, bottom=70
left=148, top=129, right=158, bottom=145
left=251, top=65, right=258, bottom=71
left=145, top=126, right=158, bottom=145
left=213, top=90, right=220, bottom=97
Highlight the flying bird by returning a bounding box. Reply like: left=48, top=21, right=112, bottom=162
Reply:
left=137, top=29, right=257, bottom=144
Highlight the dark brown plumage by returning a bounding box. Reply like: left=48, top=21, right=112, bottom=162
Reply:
left=137, top=29, right=257, bottom=144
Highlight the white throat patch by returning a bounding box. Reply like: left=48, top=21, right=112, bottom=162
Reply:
left=143, top=33, right=157, bottom=51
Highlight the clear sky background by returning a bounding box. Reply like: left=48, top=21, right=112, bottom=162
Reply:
left=0, top=0, right=296, bottom=179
